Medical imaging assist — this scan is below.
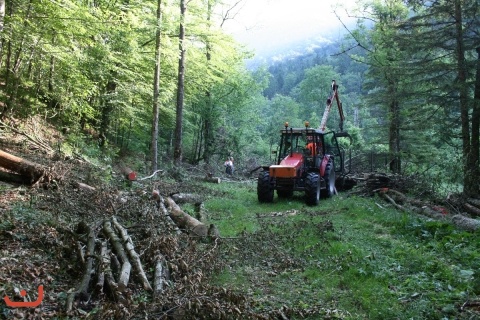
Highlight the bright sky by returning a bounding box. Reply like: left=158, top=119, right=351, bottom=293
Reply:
left=222, top=0, right=359, bottom=55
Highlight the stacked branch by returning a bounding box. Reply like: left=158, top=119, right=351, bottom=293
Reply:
left=66, top=217, right=154, bottom=312
left=66, top=191, right=220, bottom=314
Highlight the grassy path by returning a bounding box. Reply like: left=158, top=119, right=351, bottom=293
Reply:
left=200, top=180, right=480, bottom=319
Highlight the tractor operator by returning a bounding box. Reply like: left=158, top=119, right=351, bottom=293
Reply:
left=306, top=136, right=321, bottom=156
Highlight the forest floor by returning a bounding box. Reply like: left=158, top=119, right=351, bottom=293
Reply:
left=0, top=122, right=479, bottom=319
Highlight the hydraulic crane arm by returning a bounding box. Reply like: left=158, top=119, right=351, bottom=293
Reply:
left=319, top=80, right=345, bottom=132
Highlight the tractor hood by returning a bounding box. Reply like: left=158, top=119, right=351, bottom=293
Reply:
left=269, top=152, right=303, bottom=178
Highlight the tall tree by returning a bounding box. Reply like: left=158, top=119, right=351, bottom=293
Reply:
left=151, top=0, right=163, bottom=172
left=174, top=0, right=187, bottom=165
left=399, top=0, right=480, bottom=195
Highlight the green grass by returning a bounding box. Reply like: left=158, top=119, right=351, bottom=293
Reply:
left=197, top=180, right=480, bottom=319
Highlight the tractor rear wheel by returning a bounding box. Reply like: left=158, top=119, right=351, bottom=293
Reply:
left=321, top=158, right=336, bottom=198
left=257, top=171, right=274, bottom=203
left=305, top=172, right=320, bottom=206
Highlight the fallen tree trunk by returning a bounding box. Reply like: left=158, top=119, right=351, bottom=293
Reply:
left=464, top=203, right=480, bottom=217
left=0, top=170, right=30, bottom=184
left=451, top=214, right=480, bottom=232
left=165, top=196, right=209, bottom=237
left=0, top=149, right=47, bottom=183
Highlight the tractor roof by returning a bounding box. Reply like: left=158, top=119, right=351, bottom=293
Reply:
left=280, top=128, right=325, bottom=135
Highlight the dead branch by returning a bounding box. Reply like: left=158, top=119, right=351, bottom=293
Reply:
left=0, top=119, right=54, bottom=153
left=76, top=181, right=96, bottom=192
left=138, top=169, right=163, bottom=181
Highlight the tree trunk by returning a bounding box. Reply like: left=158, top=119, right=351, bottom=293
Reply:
left=99, top=78, right=117, bottom=147
left=388, top=80, right=401, bottom=174
left=470, top=47, right=480, bottom=195
left=151, top=0, right=163, bottom=172
left=0, top=149, right=46, bottom=183
left=0, top=0, right=5, bottom=58
left=165, top=196, right=208, bottom=237
left=173, top=0, right=186, bottom=166
left=454, top=0, right=474, bottom=196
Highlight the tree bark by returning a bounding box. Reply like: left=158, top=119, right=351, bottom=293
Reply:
left=66, top=224, right=96, bottom=312
left=0, top=148, right=46, bottom=183
left=454, top=0, right=474, bottom=196
left=173, top=0, right=186, bottom=165
left=165, top=196, right=208, bottom=236
left=151, top=0, right=163, bottom=172
left=154, top=253, right=168, bottom=296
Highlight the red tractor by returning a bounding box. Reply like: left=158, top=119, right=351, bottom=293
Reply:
left=257, top=80, right=351, bottom=206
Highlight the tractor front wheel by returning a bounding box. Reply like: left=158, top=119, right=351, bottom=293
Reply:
left=257, top=171, right=274, bottom=203
left=305, top=173, right=320, bottom=206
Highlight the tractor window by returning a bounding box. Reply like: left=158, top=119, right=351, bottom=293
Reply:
left=280, top=134, right=304, bottom=157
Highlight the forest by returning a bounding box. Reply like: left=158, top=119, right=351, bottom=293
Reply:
left=0, top=0, right=478, bottom=197
left=0, top=0, right=479, bottom=318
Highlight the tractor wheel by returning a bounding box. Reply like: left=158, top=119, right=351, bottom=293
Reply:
left=321, top=158, right=336, bottom=198
left=257, top=171, right=274, bottom=203
left=305, top=172, right=320, bottom=206
left=277, top=189, right=294, bottom=198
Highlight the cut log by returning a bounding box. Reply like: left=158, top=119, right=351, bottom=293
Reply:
left=66, top=224, right=96, bottom=312
left=119, top=164, right=137, bottom=181
left=204, top=176, right=221, bottom=183
left=103, top=219, right=131, bottom=291
left=76, top=181, right=96, bottom=192
left=195, top=202, right=207, bottom=222
left=464, top=203, right=480, bottom=217
left=111, top=216, right=152, bottom=291
left=0, top=149, right=47, bottom=183
left=154, top=253, right=169, bottom=296
left=171, top=193, right=202, bottom=204
left=451, top=214, right=480, bottom=231
left=165, top=196, right=208, bottom=237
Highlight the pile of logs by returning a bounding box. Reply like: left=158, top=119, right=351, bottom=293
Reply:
left=375, top=188, right=480, bottom=232
left=65, top=191, right=219, bottom=312
left=65, top=216, right=159, bottom=311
